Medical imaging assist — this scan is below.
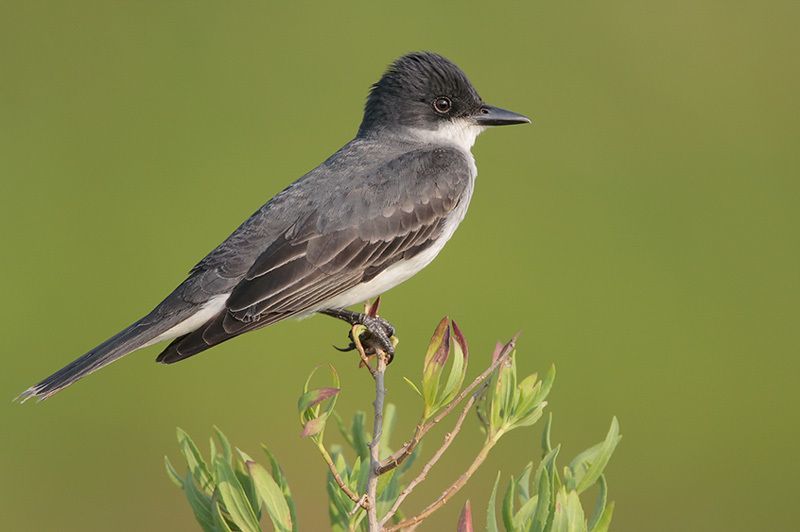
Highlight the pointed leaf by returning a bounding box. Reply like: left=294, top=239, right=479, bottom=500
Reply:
left=486, top=471, right=501, bottom=532
left=403, top=377, right=423, bottom=397
left=502, top=477, right=515, bottom=531
left=247, top=460, right=293, bottom=532
left=531, top=465, right=551, bottom=532
left=587, top=475, right=608, bottom=531
left=297, top=387, right=341, bottom=412
left=440, top=326, right=468, bottom=406
left=516, top=461, right=533, bottom=502
left=513, top=495, right=540, bottom=531
left=300, top=413, right=331, bottom=438
left=213, top=426, right=233, bottom=464
left=451, top=320, right=469, bottom=362
left=177, top=428, right=213, bottom=492
left=262, top=446, right=298, bottom=532
left=570, top=418, right=621, bottom=494
left=457, top=500, right=474, bottom=532
left=550, top=487, right=586, bottom=532
left=182, top=472, right=216, bottom=532
left=211, top=489, right=234, bottom=532
left=590, top=501, right=615, bottom=532
left=542, top=413, right=554, bottom=455
left=423, top=318, right=451, bottom=413
left=164, top=456, right=184, bottom=488
left=213, top=455, right=261, bottom=531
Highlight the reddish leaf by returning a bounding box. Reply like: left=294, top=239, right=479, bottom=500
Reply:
left=451, top=320, right=469, bottom=362
left=491, top=341, right=504, bottom=362
left=457, top=500, right=474, bottom=532
left=297, top=387, right=340, bottom=412
left=424, top=317, right=451, bottom=369
left=365, top=296, right=381, bottom=317
left=300, top=415, right=328, bottom=438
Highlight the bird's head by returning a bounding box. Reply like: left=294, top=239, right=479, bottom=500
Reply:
left=358, top=52, right=530, bottom=149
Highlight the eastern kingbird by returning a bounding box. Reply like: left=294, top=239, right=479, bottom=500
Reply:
left=19, top=52, right=529, bottom=401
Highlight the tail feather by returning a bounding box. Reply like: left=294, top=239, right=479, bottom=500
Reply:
left=17, top=310, right=193, bottom=402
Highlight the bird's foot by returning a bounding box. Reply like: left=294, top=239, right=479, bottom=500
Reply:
left=321, top=301, right=397, bottom=364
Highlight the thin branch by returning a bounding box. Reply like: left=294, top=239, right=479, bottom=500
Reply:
left=317, top=443, right=367, bottom=508
left=379, top=393, right=477, bottom=526
left=367, top=351, right=388, bottom=531
left=383, top=435, right=500, bottom=532
left=377, top=336, right=517, bottom=474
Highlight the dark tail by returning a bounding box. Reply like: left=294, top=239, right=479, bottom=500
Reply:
left=16, top=310, right=191, bottom=402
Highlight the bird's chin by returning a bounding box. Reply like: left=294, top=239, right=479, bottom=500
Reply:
left=408, top=120, right=485, bottom=151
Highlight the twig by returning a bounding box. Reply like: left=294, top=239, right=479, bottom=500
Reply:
left=379, top=393, right=477, bottom=526
left=350, top=494, right=370, bottom=516
left=367, top=350, right=388, bottom=531
left=383, top=435, right=500, bottom=531
left=317, top=443, right=368, bottom=508
left=353, top=325, right=378, bottom=379
left=377, top=336, right=517, bottom=474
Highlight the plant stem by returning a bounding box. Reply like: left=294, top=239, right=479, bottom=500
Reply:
left=384, top=435, right=500, bottom=531
left=378, top=337, right=517, bottom=474
left=379, top=393, right=477, bottom=526
left=316, top=442, right=365, bottom=507
left=367, top=351, right=388, bottom=531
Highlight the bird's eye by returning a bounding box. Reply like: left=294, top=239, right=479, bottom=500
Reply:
left=433, top=96, right=452, bottom=114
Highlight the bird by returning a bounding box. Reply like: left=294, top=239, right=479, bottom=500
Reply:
left=18, top=51, right=530, bottom=402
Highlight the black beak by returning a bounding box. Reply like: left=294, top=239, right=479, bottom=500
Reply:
left=474, top=104, right=531, bottom=126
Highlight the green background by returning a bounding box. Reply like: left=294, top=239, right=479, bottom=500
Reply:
left=2, top=1, right=797, bottom=530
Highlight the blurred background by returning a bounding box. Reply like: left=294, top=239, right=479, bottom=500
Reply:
left=1, top=1, right=798, bottom=530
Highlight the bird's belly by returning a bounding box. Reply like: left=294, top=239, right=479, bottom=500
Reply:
left=316, top=243, right=443, bottom=311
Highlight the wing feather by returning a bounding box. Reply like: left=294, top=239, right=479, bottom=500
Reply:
left=156, top=147, right=471, bottom=364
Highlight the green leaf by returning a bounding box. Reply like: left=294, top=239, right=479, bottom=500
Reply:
left=211, top=489, right=234, bottom=532
left=423, top=317, right=450, bottom=415
left=351, top=411, right=370, bottom=460
left=247, top=460, right=293, bottom=532
left=299, top=365, right=341, bottom=443
left=502, top=477, right=515, bottom=531
left=182, top=472, right=216, bottom=532
left=213, top=426, right=233, bottom=464
left=542, top=413, right=554, bottom=455
left=590, top=501, right=615, bottom=532
left=569, top=417, right=621, bottom=494
left=489, top=350, right=517, bottom=435
left=164, top=456, right=183, bottom=488
left=513, top=495, right=539, bottom=531
left=213, top=455, right=261, bottom=532
left=550, top=487, right=586, bottom=532
left=587, top=475, right=607, bottom=531
left=403, top=376, right=423, bottom=398
left=533, top=365, right=556, bottom=406
left=440, top=325, right=468, bottom=406
left=263, top=446, right=298, bottom=532
left=177, top=428, right=214, bottom=492
left=516, top=461, right=533, bottom=502
left=530, top=465, right=551, bottom=532
left=486, top=471, right=501, bottom=532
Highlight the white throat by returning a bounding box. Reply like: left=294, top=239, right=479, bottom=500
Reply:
left=406, top=120, right=486, bottom=152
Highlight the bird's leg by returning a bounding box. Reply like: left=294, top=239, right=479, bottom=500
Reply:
left=320, top=307, right=396, bottom=363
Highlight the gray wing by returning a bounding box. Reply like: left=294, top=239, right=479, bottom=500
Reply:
left=156, top=146, right=472, bottom=363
